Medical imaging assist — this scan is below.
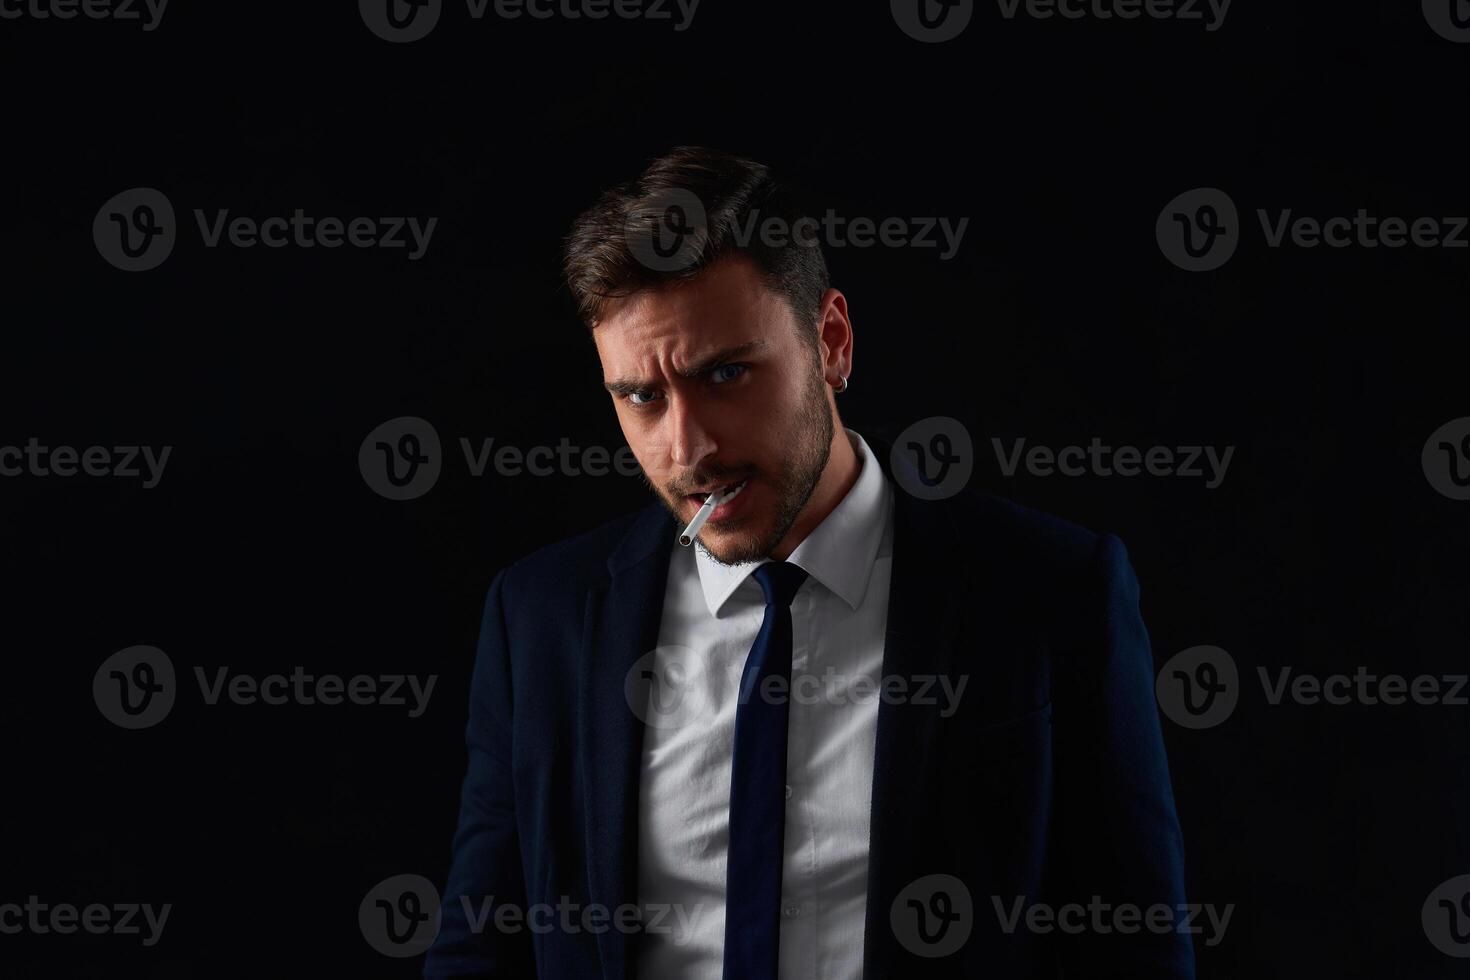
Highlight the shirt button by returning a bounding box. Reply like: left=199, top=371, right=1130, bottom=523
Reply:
left=784, top=784, right=793, bottom=800
left=783, top=904, right=801, bottom=918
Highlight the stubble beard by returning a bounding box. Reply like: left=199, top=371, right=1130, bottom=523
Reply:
left=643, top=360, right=835, bottom=566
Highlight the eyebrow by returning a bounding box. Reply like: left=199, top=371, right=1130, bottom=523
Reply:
left=602, top=340, right=768, bottom=396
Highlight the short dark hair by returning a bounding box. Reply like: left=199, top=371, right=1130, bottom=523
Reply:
left=562, top=146, right=829, bottom=346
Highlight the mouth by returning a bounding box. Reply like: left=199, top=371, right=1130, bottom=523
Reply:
left=687, top=477, right=750, bottom=507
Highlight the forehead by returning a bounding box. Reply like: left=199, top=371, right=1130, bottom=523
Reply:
left=593, top=255, right=792, bottom=358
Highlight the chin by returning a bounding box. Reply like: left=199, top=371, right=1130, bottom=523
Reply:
left=697, top=525, right=770, bottom=566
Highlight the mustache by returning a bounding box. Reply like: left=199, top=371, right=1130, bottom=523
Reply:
left=670, top=468, right=755, bottom=497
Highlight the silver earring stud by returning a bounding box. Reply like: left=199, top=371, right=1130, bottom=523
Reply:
left=834, top=375, right=848, bottom=393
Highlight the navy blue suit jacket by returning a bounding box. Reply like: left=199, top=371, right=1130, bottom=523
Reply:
left=425, top=430, right=1194, bottom=978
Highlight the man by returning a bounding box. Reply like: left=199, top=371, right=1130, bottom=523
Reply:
left=425, top=147, right=1194, bottom=978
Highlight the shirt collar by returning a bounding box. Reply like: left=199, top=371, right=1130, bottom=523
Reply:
left=694, top=427, right=892, bottom=617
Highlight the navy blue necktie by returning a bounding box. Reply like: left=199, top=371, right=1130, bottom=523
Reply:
left=723, top=560, right=809, bottom=980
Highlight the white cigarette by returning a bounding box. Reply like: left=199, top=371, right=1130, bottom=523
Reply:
left=678, top=487, right=727, bottom=546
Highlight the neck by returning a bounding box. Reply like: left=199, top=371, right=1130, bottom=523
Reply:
left=769, top=424, right=860, bottom=561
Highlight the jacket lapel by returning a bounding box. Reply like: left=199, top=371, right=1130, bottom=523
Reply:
left=861, top=432, right=966, bottom=978
left=577, top=431, right=965, bottom=979
left=579, top=503, right=675, bottom=980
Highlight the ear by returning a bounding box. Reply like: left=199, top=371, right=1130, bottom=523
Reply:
left=815, top=288, right=853, bottom=384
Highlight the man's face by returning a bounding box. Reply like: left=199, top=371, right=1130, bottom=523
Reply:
left=594, top=255, right=835, bottom=565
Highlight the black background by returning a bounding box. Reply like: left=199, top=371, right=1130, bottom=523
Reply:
left=3, top=1, right=1468, bottom=977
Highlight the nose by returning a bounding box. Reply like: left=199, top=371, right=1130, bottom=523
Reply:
left=666, top=390, right=718, bottom=472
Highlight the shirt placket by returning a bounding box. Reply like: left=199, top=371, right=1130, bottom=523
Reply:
left=780, top=588, right=819, bottom=979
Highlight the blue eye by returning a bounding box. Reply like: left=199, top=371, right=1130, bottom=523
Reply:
left=628, top=390, right=662, bottom=406
left=710, top=364, right=747, bottom=384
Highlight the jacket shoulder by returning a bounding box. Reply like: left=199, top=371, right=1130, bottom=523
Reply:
left=863, top=423, right=1113, bottom=576
left=495, top=502, right=664, bottom=603
left=947, top=486, right=1117, bottom=580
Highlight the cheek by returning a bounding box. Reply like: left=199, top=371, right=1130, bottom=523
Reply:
left=771, top=368, right=815, bottom=417
left=618, top=420, right=669, bottom=478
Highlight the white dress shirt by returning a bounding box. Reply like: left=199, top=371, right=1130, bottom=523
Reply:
left=635, top=427, right=895, bottom=980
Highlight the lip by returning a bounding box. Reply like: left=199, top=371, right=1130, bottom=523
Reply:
left=686, top=477, right=751, bottom=524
